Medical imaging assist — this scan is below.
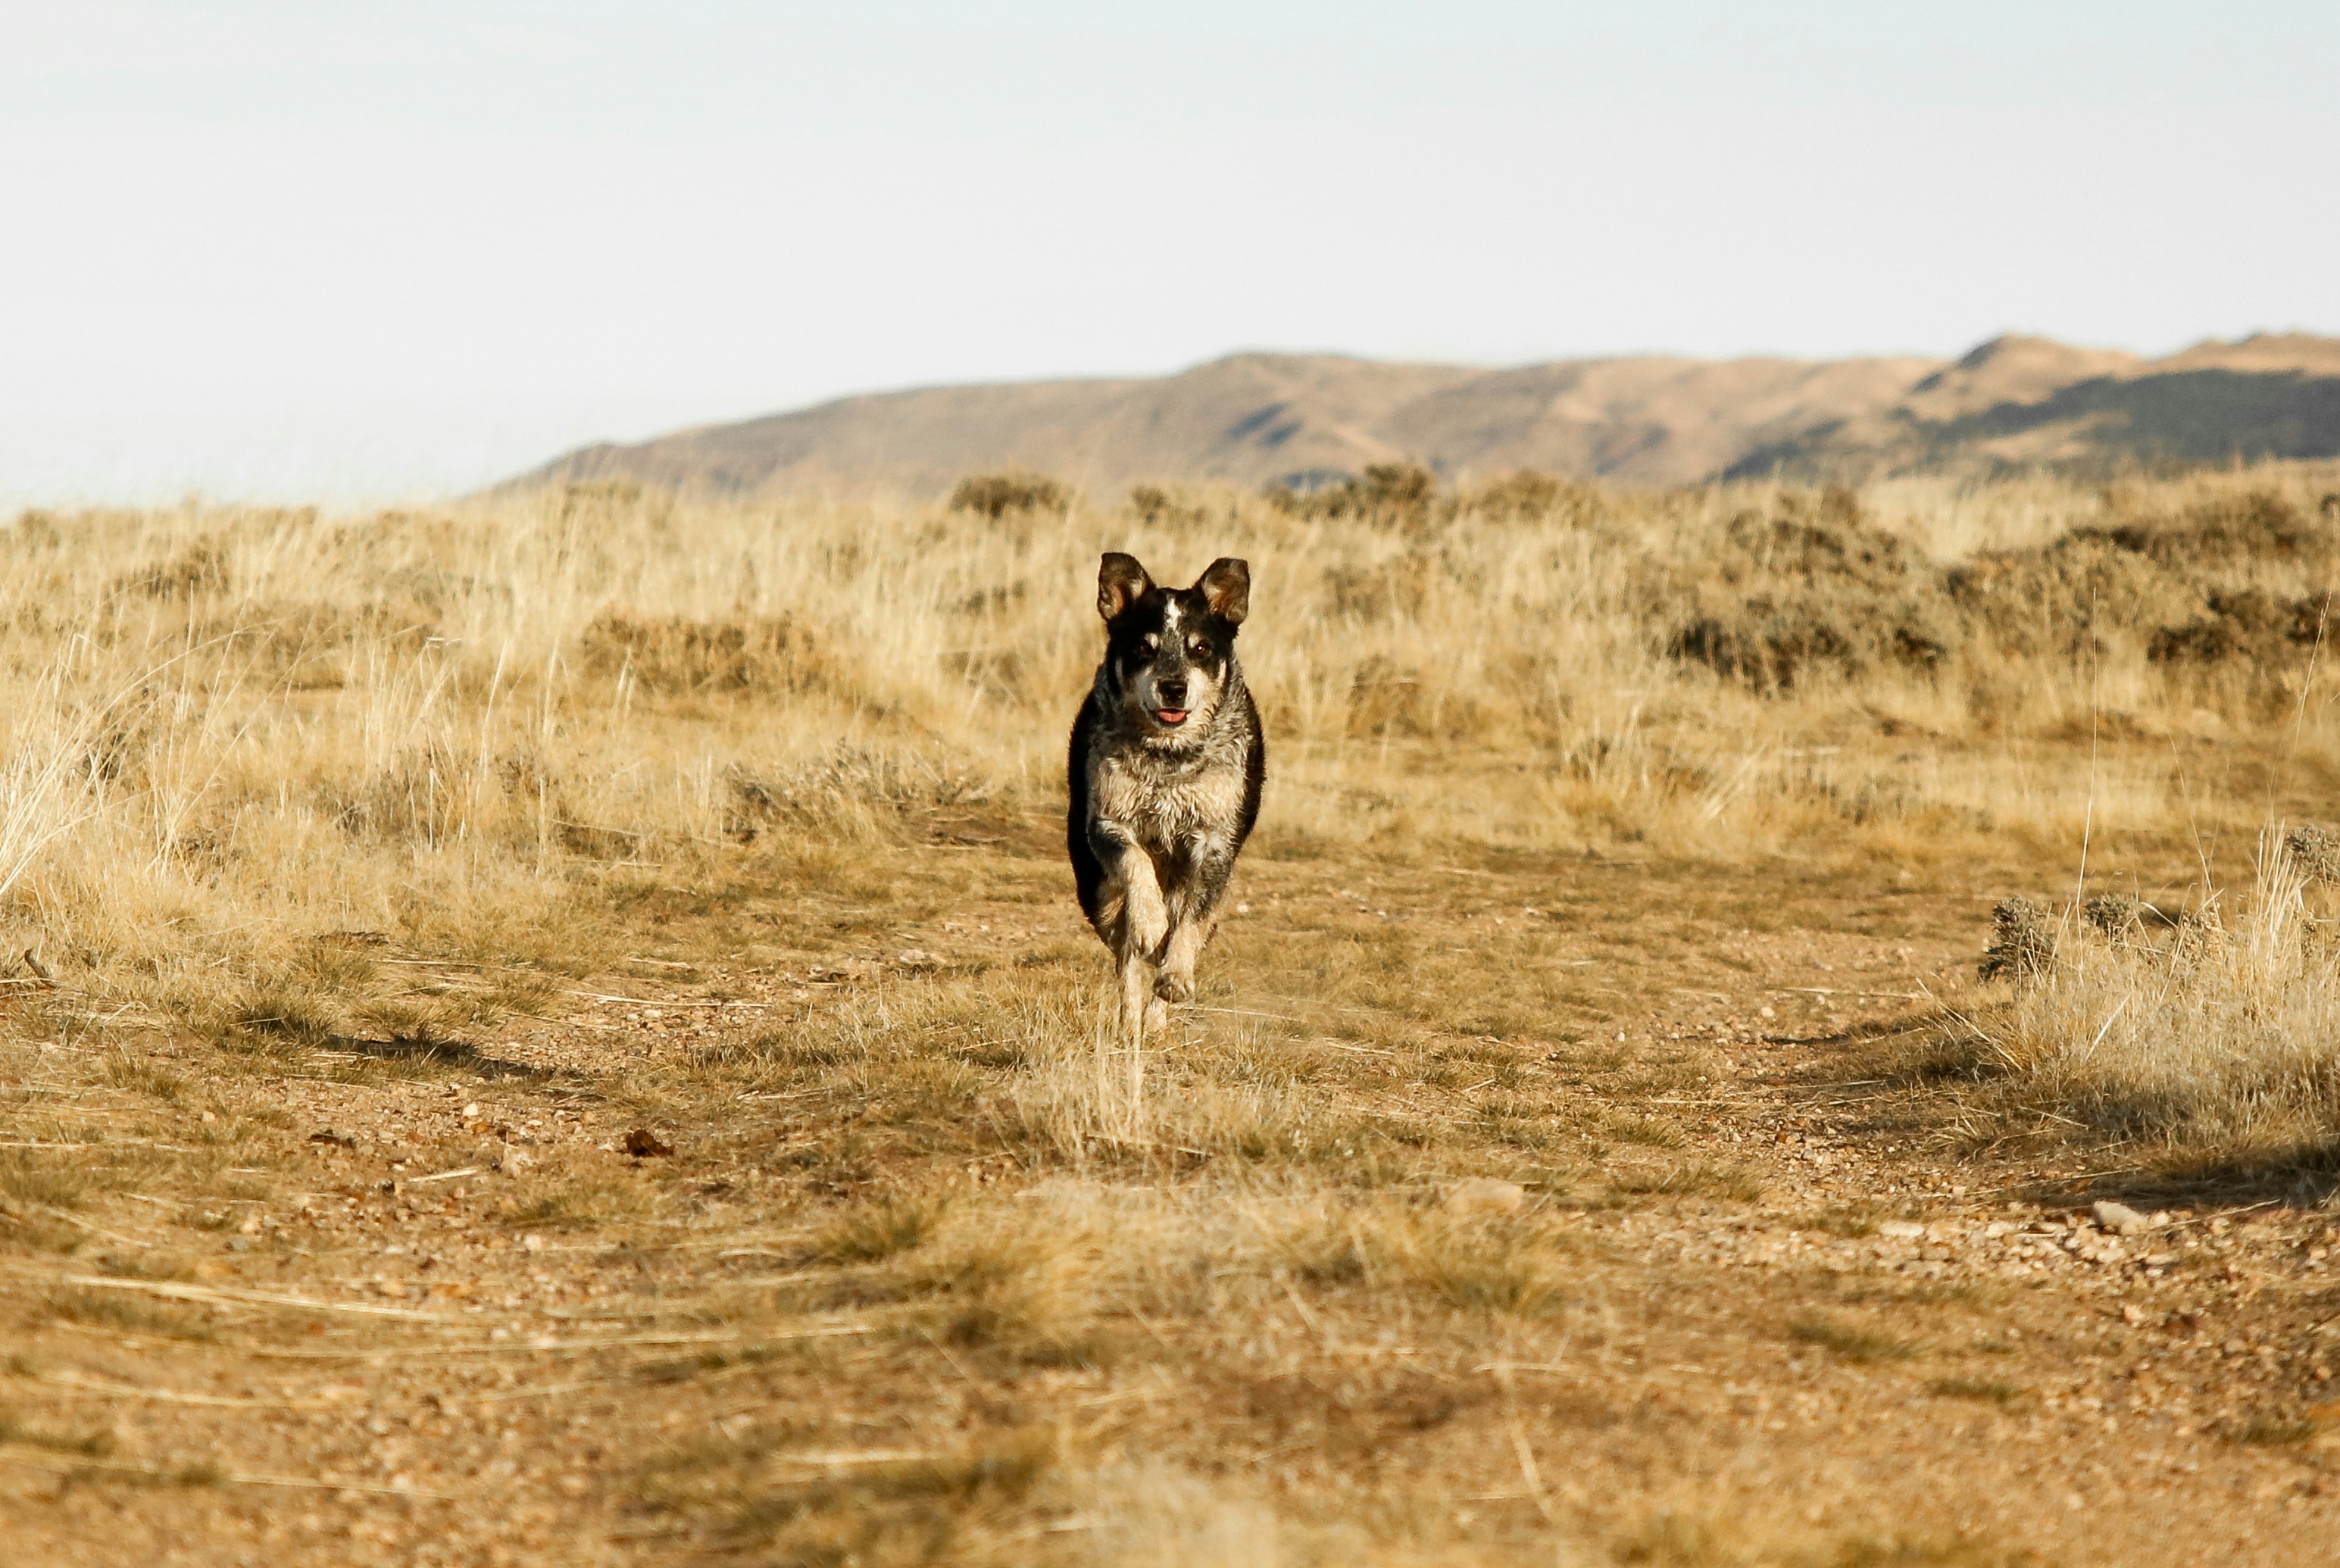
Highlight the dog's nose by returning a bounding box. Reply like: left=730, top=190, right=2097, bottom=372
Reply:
left=1157, top=679, right=1187, bottom=707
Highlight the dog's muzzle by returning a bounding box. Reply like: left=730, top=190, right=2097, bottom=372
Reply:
left=1154, top=679, right=1189, bottom=728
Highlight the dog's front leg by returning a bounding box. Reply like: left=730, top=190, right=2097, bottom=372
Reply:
left=1154, top=833, right=1238, bottom=1005
left=1154, top=915, right=1211, bottom=1006
left=1090, top=821, right=1169, bottom=1034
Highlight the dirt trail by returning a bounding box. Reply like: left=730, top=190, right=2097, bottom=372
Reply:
left=4, top=836, right=2337, bottom=1566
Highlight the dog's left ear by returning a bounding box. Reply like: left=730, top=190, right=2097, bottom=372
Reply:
left=1195, top=558, right=1250, bottom=625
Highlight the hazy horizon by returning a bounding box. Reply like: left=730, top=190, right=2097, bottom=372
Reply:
left=11, top=330, right=2334, bottom=511
left=6, top=2, right=2336, bottom=506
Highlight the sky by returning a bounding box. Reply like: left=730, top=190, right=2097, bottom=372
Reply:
left=3, top=1, right=2336, bottom=505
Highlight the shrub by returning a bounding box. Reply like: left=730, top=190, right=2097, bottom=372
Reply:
left=2146, top=589, right=2334, bottom=666
left=578, top=611, right=824, bottom=695
left=948, top=472, right=1071, bottom=518
left=1665, top=495, right=1954, bottom=693
left=1978, top=896, right=2056, bottom=982
left=1467, top=469, right=1567, bottom=520
left=1267, top=462, right=1445, bottom=529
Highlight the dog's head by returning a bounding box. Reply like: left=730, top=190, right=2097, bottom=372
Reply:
left=1094, top=553, right=1250, bottom=742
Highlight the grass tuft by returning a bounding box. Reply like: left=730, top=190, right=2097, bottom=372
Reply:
left=1948, top=830, right=2340, bottom=1166
left=809, top=1194, right=939, bottom=1264
left=2226, top=1414, right=2317, bottom=1446
left=1790, top=1313, right=1920, bottom=1363
left=1928, top=1376, right=2029, bottom=1407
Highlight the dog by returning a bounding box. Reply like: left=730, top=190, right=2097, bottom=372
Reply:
left=1068, top=552, right=1264, bottom=1035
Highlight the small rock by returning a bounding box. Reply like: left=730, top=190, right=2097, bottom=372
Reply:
left=2092, top=1200, right=2150, bottom=1236
left=1878, top=1220, right=1925, bottom=1240
left=462, top=1102, right=482, bottom=1119
left=894, top=949, right=943, bottom=970
left=521, top=1234, right=545, bottom=1253
left=2122, top=1304, right=2146, bottom=1324
left=1445, top=1178, right=1526, bottom=1216
left=624, top=1126, right=676, bottom=1158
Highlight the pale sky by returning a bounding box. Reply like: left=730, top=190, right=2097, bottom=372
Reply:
left=4, top=2, right=2335, bottom=505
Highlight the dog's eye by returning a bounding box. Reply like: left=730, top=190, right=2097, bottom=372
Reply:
left=1139, top=633, right=1160, bottom=654
left=1188, top=639, right=1209, bottom=660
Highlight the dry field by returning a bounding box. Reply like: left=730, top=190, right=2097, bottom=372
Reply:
left=7, top=465, right=2340, bottom=1565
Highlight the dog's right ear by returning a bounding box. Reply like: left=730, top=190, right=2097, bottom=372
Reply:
left=1097, top=553, right=1153, bottom=622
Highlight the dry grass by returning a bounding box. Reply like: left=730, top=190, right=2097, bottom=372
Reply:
left=7, top=463, right=2340, bottom=1563
left=1788, top=1313, right=1921, bottom=1365
left=1940, top=826, right=2340, bottom=1173
left=2, top=465, right=2335, bottom=1004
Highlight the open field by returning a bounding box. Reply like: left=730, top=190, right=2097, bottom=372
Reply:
left=8, top=466, right=2340, bottom=1564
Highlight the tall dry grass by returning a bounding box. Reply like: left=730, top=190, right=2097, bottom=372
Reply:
left=1956, top=829, right=2340, bottom=1168
left=2, top=464, right=2337, bottom=1086
left=15, top=467, right=2340, bottom=1567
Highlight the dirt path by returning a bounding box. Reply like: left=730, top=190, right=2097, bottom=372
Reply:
left=4, top=836, right=2337, bottom=1566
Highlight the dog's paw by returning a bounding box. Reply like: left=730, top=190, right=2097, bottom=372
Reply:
left=1153, top=971, right=1195, bottom=1004
left=1142, top=998, right=1170, bottom=1035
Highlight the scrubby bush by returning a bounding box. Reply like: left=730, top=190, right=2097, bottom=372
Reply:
left=1465, top=468, right=1593, bottom=522
left=1667, top=480, right=2340, bottom=701
left=1664, top=491, right=1955, bottom=692
left=948, top=471, right=1072, bottom=518
left=578, top=611, right=826, bottom=695
left=1267, top=462, right=1445, bottom=529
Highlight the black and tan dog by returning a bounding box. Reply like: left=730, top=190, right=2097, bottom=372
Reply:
left=1068, top=553, right=1264, bottom=1034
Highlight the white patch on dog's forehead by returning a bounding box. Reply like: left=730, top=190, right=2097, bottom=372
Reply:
left=1161, top=600, right=1182, bottom=637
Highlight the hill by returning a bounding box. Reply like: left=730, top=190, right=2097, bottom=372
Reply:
left=511, top=351, right=1939, bottom=496
left=513, top=333, right=2340, bottom=498
left=1726, top=332, right=2340, bottom=482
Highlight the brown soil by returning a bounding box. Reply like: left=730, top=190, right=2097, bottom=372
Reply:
left=5, top=829, right=2337, bottom=1566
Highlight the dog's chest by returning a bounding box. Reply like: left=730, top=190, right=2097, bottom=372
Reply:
left=1091, top=744, right=1246, bottom=851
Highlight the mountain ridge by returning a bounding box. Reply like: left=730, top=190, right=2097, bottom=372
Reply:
left=514, top=332, right=2340, bottom=498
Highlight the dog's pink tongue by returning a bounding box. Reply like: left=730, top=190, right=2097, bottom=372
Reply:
left=1158, top=709, right=1187, bottom=725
